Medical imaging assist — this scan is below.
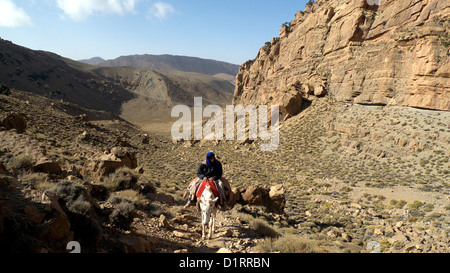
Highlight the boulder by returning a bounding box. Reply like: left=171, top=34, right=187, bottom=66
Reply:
left=0, top=113, right=27, bottom=133
left=241, top=185, right=269, bottom=207
left=268, top=184, right=286, bottom=214
left=83, top=148, right=138, bottom=181
left=40, top=191, right=73, bottom=247
left=274, top=90, right=303, bottom=117
left=84, top=182, right=109, bottom=201
left=159, top=214, right=172, bottom=230
left=110, top=147, right=137, bottom=169
left=33, top=160, right=63, bottom=175
left=83, top=159, right=123, bottom=181
left=240, top=184, right=286, bottom=214
left=228, top=187, right=242, bottom=208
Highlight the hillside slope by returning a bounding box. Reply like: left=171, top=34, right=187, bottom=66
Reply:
left=0, top=39, right=134, bottom=114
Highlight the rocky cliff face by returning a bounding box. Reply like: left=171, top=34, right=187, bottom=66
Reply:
left=234, top=0, right=449, bottom=116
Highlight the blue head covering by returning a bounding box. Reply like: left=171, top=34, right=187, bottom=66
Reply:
left=206, top=152, right=215, bottom=166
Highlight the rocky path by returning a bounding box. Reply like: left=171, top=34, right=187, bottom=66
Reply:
left=125, top=202, right=262, bottom=253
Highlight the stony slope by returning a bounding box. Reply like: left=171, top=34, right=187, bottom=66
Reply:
left=234, top=0, right=449, bottom=115
left=0, top=89, right=287, bottom=253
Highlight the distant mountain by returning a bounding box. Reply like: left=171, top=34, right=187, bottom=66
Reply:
left=0, top=39, right=233, bottom=127
left=0, top=38, right=133, bottom=114
left=93, top=54, right=239, bottom=77
left=78, top=57, right=105, bottom=65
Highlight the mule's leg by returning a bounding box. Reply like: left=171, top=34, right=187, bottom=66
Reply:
left=208, top=216, right=213, bottom=239
left=209, top=209, right=216, bottom=239
left=211, top=217, right=215, bottom=239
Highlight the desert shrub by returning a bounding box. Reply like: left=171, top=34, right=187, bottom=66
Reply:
left=9, top=154, right=32, bottom=170
left=408, top=200, right=424, bottom=210
left=69, top=199, right=92, bottom=215
left=389, top=199, right=407, bottom=209
left=20, top=172, right=53, bottom=191
left=103, top=167, right=139, bottom=192
left=49, top=181, right=102, bottom=245
left=249, top=218, right=279, bottom=238
left=108, top=196, right=137, bottom=230
left=136, top=176, right=156, bottom=195
left=255, top=235, right=324, bottom=253
left=50, top=181, right=91, bottom=212
left=111, top=190, right=143, bottom=203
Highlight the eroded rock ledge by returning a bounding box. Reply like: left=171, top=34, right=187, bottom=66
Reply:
left=234, top=0, right=449, bottom=117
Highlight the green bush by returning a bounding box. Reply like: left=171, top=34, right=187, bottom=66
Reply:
left=408, top=200, right=424, bottom=210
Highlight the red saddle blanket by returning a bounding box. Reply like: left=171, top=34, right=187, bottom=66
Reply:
left=196, top=179, right=219, bottom=200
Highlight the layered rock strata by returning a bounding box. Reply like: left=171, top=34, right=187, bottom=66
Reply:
left=234, top=0, right=450, bottom=116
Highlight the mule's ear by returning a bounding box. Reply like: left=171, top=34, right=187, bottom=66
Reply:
left=213, top=197, right=219, bottom=203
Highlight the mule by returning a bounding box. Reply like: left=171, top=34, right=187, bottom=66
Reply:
left=199, top=184, right=218, bottom=239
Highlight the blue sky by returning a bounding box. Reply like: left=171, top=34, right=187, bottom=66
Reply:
left=0, top=0, right=310, bottom=65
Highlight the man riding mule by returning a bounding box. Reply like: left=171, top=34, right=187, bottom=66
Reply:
left=184, top=152, right=233, bottom=210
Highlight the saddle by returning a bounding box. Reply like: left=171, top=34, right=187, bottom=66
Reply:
left=196, top=179, right=219, bottom=200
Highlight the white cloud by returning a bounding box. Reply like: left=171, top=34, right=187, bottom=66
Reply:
left=56, top=0, right=139, bottom=21
left=147, top=2, right=175, bottom=20
left=0, top=0, right=33, bottom=27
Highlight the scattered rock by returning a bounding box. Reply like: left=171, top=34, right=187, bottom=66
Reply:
left=173, top=230, right=189, bottom=238
left=82, top=148, right=138, bottom=181
left=159, top=214, right=172, bottom=230
left=149, top=192, right=175, bottom=205
left=118, top=236, right=151, bottom=253
left=0, top=113, right=27, bottom=133
left=240, top=184, right=286, bottom=214
left=40, top=191, right=73, bottom=247
left=268, top=184, right=286, bottom=214
left=33, top=160, right=63, bottom=175
left=220, top=229, right=233, bottom=238
left=217, top=248, right=233, bottom=253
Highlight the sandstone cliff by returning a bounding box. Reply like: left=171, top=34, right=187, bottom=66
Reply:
left=234, top=0, right=450, bottom=116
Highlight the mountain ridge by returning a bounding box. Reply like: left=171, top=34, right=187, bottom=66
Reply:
left=0, top=38, right=233, bottom=119
left=84, top=54, right=239, bottom=77
left=78, top=57, right=106, bottom=66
